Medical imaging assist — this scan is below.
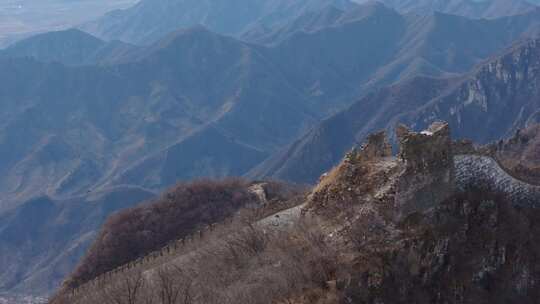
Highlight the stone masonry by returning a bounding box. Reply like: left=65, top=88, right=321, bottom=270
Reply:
left=394, top=122, right=456, bottom=219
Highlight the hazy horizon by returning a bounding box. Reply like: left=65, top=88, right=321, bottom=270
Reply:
left=0, top=0, right=139, bottom=47
left=2, top=0, right=540, bottom=48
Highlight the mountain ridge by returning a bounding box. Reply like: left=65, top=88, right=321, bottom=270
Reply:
left=1, top=28, right=140, bottom=66
left=80, top=0, right=358, bottom=45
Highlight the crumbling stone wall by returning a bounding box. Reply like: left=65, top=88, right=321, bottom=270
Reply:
left=395, top=122, right=456, bottom=219
left=397, top=122, right=453, bottom=172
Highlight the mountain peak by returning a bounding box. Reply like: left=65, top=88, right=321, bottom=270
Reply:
left=133, top=24, right=242, bottom=62
left=3, top=28, right=105, bottom=65
left=7, top=28, right=104, bottom=49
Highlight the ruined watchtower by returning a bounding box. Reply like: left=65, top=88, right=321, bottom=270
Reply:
left=395, top=122, right=456, bottom=219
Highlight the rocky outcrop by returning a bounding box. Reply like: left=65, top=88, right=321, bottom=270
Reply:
left=347, top=131, right=392, bottom=163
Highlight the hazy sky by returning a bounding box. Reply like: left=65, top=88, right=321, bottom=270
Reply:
left=0, top=0, right=139, bottom=47
left=1, top=0, right=539, bottom=47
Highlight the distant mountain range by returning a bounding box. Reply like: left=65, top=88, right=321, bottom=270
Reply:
left=80, top=0, right=540, bottom=47
left=1, top=0, right=540, bottom=298
left=250, top=38, right=540, bottom=183
left=2, top=3, right=539, bottom=209
left=81, top=0, right=357, bottom=45
left=3, top=0, right=536, bottom=50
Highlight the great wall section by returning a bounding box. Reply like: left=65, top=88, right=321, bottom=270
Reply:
left=57, top=121, right=540, bottom=303
left=455, top=155, right=540, bottom=208
left=65, top=217, right=240, bottom=299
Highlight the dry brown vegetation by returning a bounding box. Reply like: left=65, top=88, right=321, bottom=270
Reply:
left=52, top=218, right=339, bottom=304
left=64, top=178, right=304, bottom=290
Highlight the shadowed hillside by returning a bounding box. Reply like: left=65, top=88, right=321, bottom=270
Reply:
left=0, top=186, right=155, bottom=296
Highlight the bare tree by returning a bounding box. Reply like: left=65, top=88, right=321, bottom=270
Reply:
left=100, top=271, right=145, bottom=304
left=156, top=265, right=194, bottom=304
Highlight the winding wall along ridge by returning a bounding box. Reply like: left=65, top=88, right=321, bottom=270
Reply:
left=455, top=155, right=540, bottom=208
